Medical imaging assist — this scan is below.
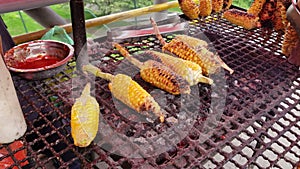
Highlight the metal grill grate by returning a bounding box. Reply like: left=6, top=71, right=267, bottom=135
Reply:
left=1, top=13, right=300, bottom=169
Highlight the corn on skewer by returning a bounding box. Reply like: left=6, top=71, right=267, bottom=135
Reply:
left=199, top=0, right=212, bottom=16
left=71, top=83, right=99, bottom=147
left=145, top=50, right=213, bottom=85
left=212, top=0, right=224, bottom=13
left=174, top=35, right=208, bottom=49
left=114, top=43, right=191, bottom=95
left=178, top=0, right=200, bottom=19
left=223, top=9, right=260, bottom=30
left=247, top=0, right=266, bottom=16
left=83, top=64, right=165, bottom=123
left=150, top=17, right=234, bottom=75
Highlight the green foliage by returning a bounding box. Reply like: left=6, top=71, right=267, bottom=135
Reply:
left=232, top=0, right=252, bottom=9
left=1, top=0, right=173, bottom=36
left=85, top=0, right=153, bottom=16
left=50, top=3, right=71, bottom=19
left=1, top=11, right=43, bottom=36
left=1, top=3, right=71, bottom=36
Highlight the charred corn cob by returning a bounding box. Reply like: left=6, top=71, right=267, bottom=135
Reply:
left=272, top=1, right=287, bottom=31
left=178, top=0, right=200, bottom=19
left=212, top=0, right=224, bottom=13
left=162, top=39, right=220, bottom=75
left=281, top=0, right=291, bottom=9
left=247, top=0, right=266, bottom=16
left=199, top=0, right=212, bottom=16
left=150, top=17, right=234, bottom=75
left=259, top=0, right=277, bottom=22
left=223, top=0, right=233, bottom=10
left=278, top=1, right=288, bottom=27
left=282, top=23, right=299, bottom=57
left=71, top=83, right=99, bottom=147
left=114, top=43, right=191, bottom=95
left=223, top=9, right=260, bottom=30
left=83, top=64, right=165, bottom=122
left=145, top=50, right=213, bottom=85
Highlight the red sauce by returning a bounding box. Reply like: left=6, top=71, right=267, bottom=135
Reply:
left=14, top=55, right=62, bottom=69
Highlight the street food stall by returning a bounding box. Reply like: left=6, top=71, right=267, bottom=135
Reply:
left=0, top=0, right=299, bottom=168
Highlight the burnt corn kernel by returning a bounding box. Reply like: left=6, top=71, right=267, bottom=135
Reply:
left=140, top=60, right=191, bottom=95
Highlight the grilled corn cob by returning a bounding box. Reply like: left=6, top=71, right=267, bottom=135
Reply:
left=83, top=64, right=165, bottom=122
left=259, top=0, right=277, bottom=22
left=145, top=50, right=213, bottom=85
left=175, top=35, right=208, bottom=49
left=114, top=43, right=191, bottom=95
left=178, top=0, right=200, bottom=19
left=199, top=0, right=212, bottom=16
left=150, top=17, right=234, bottom=75
left=247, top=0, right=266, bottom=16
left=71, top=83, right=99, bottom=147
left=272, top=1, right=287, bottom=31
left=212, top=0, right=224, bottom=13
left=223, top=9, right=260, bottom=30
left=223, top=0, right=233, bottom=10
left=282, top=23, right=299, bottom=57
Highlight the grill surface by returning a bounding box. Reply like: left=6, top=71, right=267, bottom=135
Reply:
left=1, top=13, right=300, bottom=169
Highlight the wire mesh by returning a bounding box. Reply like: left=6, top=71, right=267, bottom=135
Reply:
left=1, top=13, right=300, bottom=169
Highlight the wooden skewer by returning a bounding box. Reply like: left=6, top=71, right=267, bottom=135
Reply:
left=13, top=1, right=179, bottom=45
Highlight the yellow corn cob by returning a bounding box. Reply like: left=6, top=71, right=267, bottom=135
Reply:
left=223, top=9, right=260, bottom=30
left=146, top=50, right=213, bottom=85
left=212, top=0, right=224, bottom=13
left=178, top=0, right=200, bottom=19
left=150, top=17, right=234, bottom=75
left=199, top=0, right=212, bottom=16
left=114, top=43, right=191, bottom=95
left=71, top=83, right=99, bottom=147
left=272, top=1, right=287, bottom=31
left=282, top=23, right=299, bottom=57
left=83, top=64, right=165, bottom=123
left=247, top=0, right=266, bottom=16
left=223, top=0, right=233, bottom=10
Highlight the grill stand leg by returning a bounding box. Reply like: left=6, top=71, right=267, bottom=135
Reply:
left=70, top=0, right=88, bottom=71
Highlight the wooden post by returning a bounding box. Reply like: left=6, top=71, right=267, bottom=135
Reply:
left=70, top=0, right=87, bottom=71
